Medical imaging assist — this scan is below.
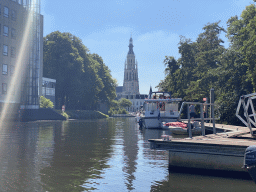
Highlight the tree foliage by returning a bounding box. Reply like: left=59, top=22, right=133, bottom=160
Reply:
left=40, top=96, right=54, bottom=109
left=158, top=4, right=256, bottom=125
left=43, top=31, right=116, bottom=110
left=108, top=98, right=132, bottom=116
left=118, top=98, right=132, bottom=109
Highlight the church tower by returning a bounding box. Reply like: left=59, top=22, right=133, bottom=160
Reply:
left=122, top=37, right=140, bottom=98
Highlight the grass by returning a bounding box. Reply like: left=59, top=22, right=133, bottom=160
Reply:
left=55, top=110, right=109, bottom=120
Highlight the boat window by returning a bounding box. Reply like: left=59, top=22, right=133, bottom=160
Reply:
left=165, top=103, right=178, bottom=112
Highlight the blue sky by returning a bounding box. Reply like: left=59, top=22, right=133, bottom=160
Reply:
left=41, top=0, right=253, bottom=94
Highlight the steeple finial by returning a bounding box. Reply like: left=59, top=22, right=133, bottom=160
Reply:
left=128, top=36, right=134, bottom=54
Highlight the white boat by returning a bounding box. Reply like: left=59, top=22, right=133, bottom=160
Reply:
left=141, top=91, right=182, bottom=129
left=163, top=121, right=202, bottom=135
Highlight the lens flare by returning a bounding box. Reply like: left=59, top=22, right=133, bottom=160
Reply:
left=0, top=0, right=38, bottom=127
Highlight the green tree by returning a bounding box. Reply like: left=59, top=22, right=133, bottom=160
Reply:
left=157, top=36, right=197, bottom=99
left=227, top=4, right=256, bottom=91
left=43, top=31, right=85, bottom=109
left=43, top=31, right=116, bottom=110
left=118, top=98, right=132, bottom=109
left=91, top=54, right=117, bottom=105
left=185, top=21, right=226, bottom=101
left=213, top=49, right=252, bottom=124
left=157, top=4, right=256, bottom=125
left=40, top=96, right=54, bottom=108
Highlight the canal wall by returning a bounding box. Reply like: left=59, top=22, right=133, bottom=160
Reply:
left=20, top=108, right=66, bottom=121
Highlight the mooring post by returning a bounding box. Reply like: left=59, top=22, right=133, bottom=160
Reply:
left=206, top=97, right=208, bottom=123
left=200, top=104, right=205, bottom=136
left=188, top=104, right=192, bottom=138
left=210, top=88, right=216, bottom=134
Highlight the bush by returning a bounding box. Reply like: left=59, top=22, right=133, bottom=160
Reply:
left=40, top=96, right=54, bottom=108
left=61, top=111, right=69, bottom=120
left=118, top=108, right=128, bottom=114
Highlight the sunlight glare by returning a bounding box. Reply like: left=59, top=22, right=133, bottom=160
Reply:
left=0, top=0, right=38, bottom=128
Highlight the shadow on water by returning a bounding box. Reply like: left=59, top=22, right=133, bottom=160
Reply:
left=150, top=171, right=255, bottom=192
left=168, top=166, right=252, bottom=180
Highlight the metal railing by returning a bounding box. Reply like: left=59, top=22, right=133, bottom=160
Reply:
left=178, top=102, right=220, bottom=138
left=236, top=93, right=256, bottom=137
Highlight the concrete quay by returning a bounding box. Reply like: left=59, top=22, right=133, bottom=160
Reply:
left=149, top=123, right=256, bottom=174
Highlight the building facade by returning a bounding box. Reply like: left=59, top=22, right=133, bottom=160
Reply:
left=42, top=77, right=56, bottom=108
left=0, top=0, right=43, bottom=110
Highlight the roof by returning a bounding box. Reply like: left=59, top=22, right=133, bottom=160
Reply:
left=42, top=77, right=56, bottom=83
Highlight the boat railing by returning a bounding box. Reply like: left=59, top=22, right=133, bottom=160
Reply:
left=178, top=102, right=220, bottom=138
left=144, top=98, right=182, bottom=102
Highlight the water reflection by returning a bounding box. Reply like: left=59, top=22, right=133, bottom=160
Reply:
left=0, top=121, right=54, bottom=191
left=83, top=117, right=169, bottom=191
left=150, top=171, right=255, bottom=192
left=122, top=118, right=138, bottom=191
left=40, top=120, right=115, bottom=192
left=0, top=118, right=252, bottom=191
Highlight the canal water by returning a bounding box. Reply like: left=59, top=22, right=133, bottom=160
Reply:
left=0, top=117, right=255, bottom=191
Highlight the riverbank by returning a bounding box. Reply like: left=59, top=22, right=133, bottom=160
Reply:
left=55, top=110, right=109, bottom=120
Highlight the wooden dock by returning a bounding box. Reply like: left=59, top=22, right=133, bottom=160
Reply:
left=149, top=123, right=256, bottom=175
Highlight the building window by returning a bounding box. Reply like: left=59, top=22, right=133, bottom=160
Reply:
left=2, top=64, right=7, bottom=75
left=3, top=26, right=8, bottom=37
left=2, top=83, right=7, bottom=94
left=10, top=65, right=14, bottom=75
left=11, top=10, right=16, bottom=21
left=11, top=47, right=15, bottom=57
left=3, top=45, right=8, bottom=56
left=4, top=7, right=8, bottom=18
left=11, top=29, right=16, bottom=39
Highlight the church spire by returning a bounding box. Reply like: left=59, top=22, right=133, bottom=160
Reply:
left=128, top=36, right=134, bottom=54
left=123, top=36, right=139, bottom=98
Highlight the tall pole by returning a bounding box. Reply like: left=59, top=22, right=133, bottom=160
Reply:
left=210, top=88, right=216, bottom=134
left=200, top=104, right=205, bottom=136
left=188, top=104, right=192, bottom=138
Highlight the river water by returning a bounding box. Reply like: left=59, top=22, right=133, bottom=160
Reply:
left=0, top=117, right=255, bottom=191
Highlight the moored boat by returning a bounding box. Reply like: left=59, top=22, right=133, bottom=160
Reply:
left=141, top=91, right=182, bottom=128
